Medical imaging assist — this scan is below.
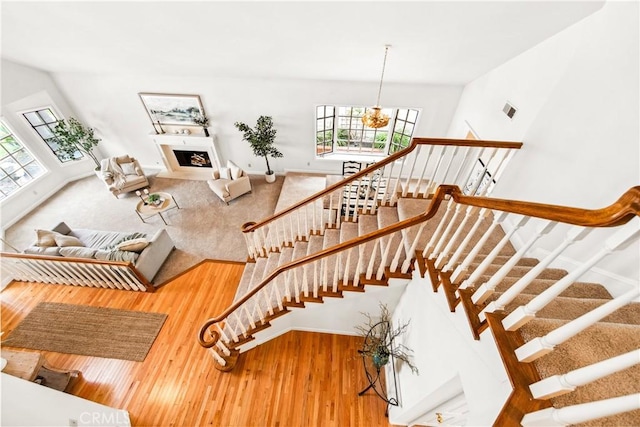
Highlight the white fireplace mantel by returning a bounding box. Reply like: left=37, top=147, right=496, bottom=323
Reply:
left=150, top=133, right=222, bottom=180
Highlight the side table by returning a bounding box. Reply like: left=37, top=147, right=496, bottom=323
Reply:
left=135, top=191, right=180, bottom=225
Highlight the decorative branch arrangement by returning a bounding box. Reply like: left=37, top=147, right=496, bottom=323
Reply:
left=355, top=303, right=419, bottom=374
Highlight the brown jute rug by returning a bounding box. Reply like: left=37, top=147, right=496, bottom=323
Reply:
left=3, top=302, right=167, bottom=361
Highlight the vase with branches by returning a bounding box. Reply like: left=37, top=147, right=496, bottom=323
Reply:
left=192, top=113, right=210, bottom=136
left=234, top=116, right=283, bottom=183
left=355, top=303, right=419, bottom=374
left=53, top=117, right=101, bottom=169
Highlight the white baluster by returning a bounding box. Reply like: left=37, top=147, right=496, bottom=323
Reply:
left=458, top=214, right=526, bottom=290
left=365, top=240, right=379, bottom=280
left=422, top=199, right=456, bottom=258
left=401, top=149, right=419, bottom=198
left=430, top=203, right=464, bottom=260
left=450, top=146, right=473, bottom=186
left=442, top=208, right=490, bottom=273
left=437, top=145, right=459, bottom=187
left=530, top=349, right=640, bottom=399
left=215, top=323, right=231, bottom=345
left=521, top=394, right=640, bottom=427
left=504, top=222, right=640, bottom=332
left=208, top=347, right=227, bottom=366
left=411, top=145, right=430, bottom=198
left=516, top=288, right=640, bottom=362
left=343, top=248, right=352, bottom=286
left=216, top=340, right=231, bottom=357
left=472, top=220, right=555, bottom=305
left=401, top=222, right=427, bottom=273
left=482, top=227, right=591, bottom=317
left=390, top=236, right=406, bottom=273
left=425, top=146, right=447, bottom=195
left=434, top=205, right=477, bottom=268
left=377, top=234, right=394, bottom=280
left=243, top=305, right=256, bottom=329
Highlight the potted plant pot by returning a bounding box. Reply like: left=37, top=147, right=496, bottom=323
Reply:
left=265, top=171, right=276, bottom=183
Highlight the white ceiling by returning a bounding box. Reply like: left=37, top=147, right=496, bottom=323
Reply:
left=2, top=1, right=604, bottom=85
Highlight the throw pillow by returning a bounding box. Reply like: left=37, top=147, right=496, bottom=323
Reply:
left=24, top=246, right=61, bottom=256
left=117, top=238, right=149, bottom=253
left=59, top=246, right=97, bottom=259
left=227, top=160, right=243, bottom=180
left=120, top=162, right=137, bottom=175
left=35, top=229, right=61, bottom=247
left=54, top=234, right=85, bottom=247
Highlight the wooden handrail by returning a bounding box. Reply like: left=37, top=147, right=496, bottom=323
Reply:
left=241, top=137, right=522, bottom=234
left=1, top=252, right=154, bottom=291
left=451, top=186, right=640, bottom=227
left=199, top=184, right=640, bottom=347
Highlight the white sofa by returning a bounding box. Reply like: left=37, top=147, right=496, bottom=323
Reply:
left=23, top=222, right=174, bottom=283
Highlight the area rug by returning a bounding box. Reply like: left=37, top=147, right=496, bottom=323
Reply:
left=2, top=302, right=167, bottom=361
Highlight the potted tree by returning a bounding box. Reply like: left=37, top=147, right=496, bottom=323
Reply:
left=234, top=116, right=283, bottom=183
left=53, top=117, right=101, bottom=170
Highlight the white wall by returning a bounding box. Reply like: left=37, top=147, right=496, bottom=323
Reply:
left=1, top=373, right=130, bottom=426
left=446, top=1, right=639, bottom=294
left=1, top=60, right=100, bottom=228
left=388, top=272, right=512, bottom=426
left=49, top=72, right=463, bottom=176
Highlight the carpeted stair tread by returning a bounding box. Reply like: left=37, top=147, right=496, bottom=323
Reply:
left=519, top=318, right=640, bottom=427
left=340, top=222, right=359, bottom=281
left=397, top=197, right=448, bottom=259
left=233, top=262, right=256, bottom=303
left=491, top=293, right=640, bottom=326
left=491, top=277, right=613, bottom=300
left=377, top=206, right=406, bottom=270
left=469, top=264, right=568, bottom=280
left=358, top=214, right=383, bottom=278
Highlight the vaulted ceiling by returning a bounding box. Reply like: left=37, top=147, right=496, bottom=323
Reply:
left=2, top=1, right=604, bottom=85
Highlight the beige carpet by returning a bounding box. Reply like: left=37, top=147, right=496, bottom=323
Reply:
left=3, top=173, right=285, bottom=285
left=2, top=302, right=167, bottom=361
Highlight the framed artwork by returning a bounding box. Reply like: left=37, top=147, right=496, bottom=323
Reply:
left=138, top=93, right=204, bottom=126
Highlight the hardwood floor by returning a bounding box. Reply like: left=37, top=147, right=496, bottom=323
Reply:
left=1, top=260, right=392, bottom=426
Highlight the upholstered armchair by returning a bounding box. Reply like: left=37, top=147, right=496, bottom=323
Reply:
left=207, top=160, right=252, bottom=204
left=99, top=155, right=149, bottom=198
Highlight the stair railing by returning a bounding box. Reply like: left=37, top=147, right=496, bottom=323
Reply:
left=417, top=186, right=640, bottom=425
left=241, top=138, right=522, bottom=260
left=0, top=252, right=154, bottom=292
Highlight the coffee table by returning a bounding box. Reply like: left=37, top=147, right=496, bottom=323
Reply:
left=135, top=191, right=180, bottom=225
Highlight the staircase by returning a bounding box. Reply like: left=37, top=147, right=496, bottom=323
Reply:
left=197, top=138, right=640, bottom=425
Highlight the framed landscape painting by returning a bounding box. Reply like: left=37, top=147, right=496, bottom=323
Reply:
left=139, top=93, right=204, bottom=126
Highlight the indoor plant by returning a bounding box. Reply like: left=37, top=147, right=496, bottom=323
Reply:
left=234, top=116, right=283, bottom=183
left=53, top=117, right=101, bottom=170
left=192, top=113, right=210, bottom=137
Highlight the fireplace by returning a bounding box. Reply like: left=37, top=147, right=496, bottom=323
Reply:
left=150, top=134, right=221, bottom=180
left=173, top=150, right=213, bottom=168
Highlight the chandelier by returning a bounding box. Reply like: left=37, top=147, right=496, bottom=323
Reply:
left=362, top=45, right=391, bottom=129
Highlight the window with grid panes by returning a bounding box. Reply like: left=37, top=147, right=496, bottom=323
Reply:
left=23, top=108, right=83, bottom=163
left=0, top=120, right=47, bottom=200
left=316, top=105, right=334, bottom=155
left=389, top=108, right=419, bottom=154
left=316, top=105, right=419, bottom=156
